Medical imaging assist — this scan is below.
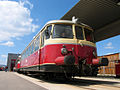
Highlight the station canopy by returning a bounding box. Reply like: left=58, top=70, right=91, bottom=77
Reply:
left=61, top=0, right=120, bottom=42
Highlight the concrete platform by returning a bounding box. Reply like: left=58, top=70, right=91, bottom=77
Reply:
left=0, top=71, right=47, bottom=90
left=15, top=73, right=120, bottom=90
left=1, top=71, right=120, bottom=90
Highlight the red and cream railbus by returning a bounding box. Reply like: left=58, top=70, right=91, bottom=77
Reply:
left=19, top=20, right=108, bottom=78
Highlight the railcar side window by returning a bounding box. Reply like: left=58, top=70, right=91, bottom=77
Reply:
left=26, top=49, right=28, bottom=57
left=21, top=54, right=23, bottom=60
left=41, top=32, right=45, bottom=47
left=52, top=24, right=73, bottom=39
left=28, top=46, right=31, bottom=56
left=31, top=42, right=34, bottom=54
left=75, top=26, right=84, bottom=40
left=23, top=52, right=25, bottom=59
left=24, top=50, right=26, bottom=59
left=84, top=28, right=94, bottom=42
left=45, top=25, right=52, bottom=39
left=35, top=35, right=40, bottom=52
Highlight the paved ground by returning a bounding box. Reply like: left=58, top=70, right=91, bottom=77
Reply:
left=15, top=72, right=120, bottom=90
left=0, top=71, right=47, bottom=90
left=1, top=71, right=120, bottom=90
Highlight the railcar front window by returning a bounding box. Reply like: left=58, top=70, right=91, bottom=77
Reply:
left=75, top=26, right=84, bottom=40
left=52, top=24, right=73, bottom=39
left=84, top=28, right=94, bottom=42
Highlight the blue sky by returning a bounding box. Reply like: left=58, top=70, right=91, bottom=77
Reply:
left=0, top=0, right=120, bottom=65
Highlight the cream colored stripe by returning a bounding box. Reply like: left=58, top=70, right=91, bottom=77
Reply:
left=41, top=39, right=96, bottom=48
left=21, top=63, right=56, bottom=68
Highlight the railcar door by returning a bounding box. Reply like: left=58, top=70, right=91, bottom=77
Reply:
left=40, top=31, right=45, bottom=66
left=39, top=25, right=52, bottom=70
left=75, top=26, right=85, bottom=59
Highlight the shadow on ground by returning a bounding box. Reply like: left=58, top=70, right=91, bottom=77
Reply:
left=23, top=74, right=120, bottom=87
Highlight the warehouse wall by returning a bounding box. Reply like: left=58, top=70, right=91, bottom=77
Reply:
left=7, top=53, right=20, bottom=71
left=98, top=53, right=120, bottom=75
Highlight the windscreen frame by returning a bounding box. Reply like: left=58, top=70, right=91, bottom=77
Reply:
left=52, top=24, right=74, bottom=39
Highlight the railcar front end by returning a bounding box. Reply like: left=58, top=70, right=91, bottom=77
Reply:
left=39, top=21, right=108, bottom=77
left=19, top=20, right=108, bottom=78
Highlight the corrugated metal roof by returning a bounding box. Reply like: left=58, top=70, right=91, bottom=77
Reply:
left=61, top=0, right=120, bottom=42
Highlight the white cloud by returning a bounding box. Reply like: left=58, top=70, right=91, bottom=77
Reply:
left=105, top=46, right=114, bottom=49
left=106, top=53, right=113, bottom=55
left=1, top=55, right=7, bottom=58
left=20, top=0, right=33, bottom=9
left=0, top=41, right=14, bottom=47
left=107, top=42, right=112, bottom=46
left=0, top=54, right=7, bottom=65
left=35, top=18, right=39, bottom=22
left=0, top=0, right=8, bottom=1
left=16, top=37, right=21, bottom=40
left=0, top=0, right=39, bottom=42
left=104, top=42, right=114, bottom=49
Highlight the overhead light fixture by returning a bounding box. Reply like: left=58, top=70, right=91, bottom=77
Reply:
left=113, top=0, right=120, bottom=5
left=117, top=2, right=120, bottom=5
left=114, top=0, right=120, bottom=5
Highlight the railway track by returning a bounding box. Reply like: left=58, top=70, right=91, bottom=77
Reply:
left=15, top=73, right=120, bottom=90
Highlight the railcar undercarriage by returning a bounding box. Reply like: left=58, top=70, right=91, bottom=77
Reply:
left=18, top=63, right=100, bottom=80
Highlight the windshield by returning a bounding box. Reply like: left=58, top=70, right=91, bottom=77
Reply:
left=75, top=26, right=84, bottom=40
left=52, top=24, right=73, bottom=39
left=84, top=28, right=94, bottom=42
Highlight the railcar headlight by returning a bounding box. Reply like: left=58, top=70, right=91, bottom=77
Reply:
left=61, top=48, right=68, bottom=55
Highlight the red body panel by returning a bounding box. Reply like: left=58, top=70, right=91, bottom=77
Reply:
left=15, top=63, right=20, bottom=69
left=41, top=44, right=96, bottom=64
left=20, top=44, right=96, bottom=68
left=55, top=56, right=65, bottom=65
left=76, top=44, right=96, bottom=64
left=21, top=50, right=40, bottom=68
